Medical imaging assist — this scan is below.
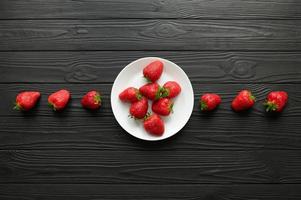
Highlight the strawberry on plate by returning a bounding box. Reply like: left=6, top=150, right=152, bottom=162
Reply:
left=139, top=82, right=162, bottom=101
left=231, top=90, right=255, bottom=112
left=200, top=93, right=221, bottom=112
left=264, top=91, right=288, bottom=112
left=48, top=89, right=71, bottom=111
left=119, top=87, right=142, bottom=103
left=81, top=90, right=101, bottom=110
left=143, top=114, right=164, bottom=136
left=14, top=91, right=41, bottom=111
left=152, top=98, right=173, bottom=116
left=161, top=81, right=181, bottom=98
left=143, top=60, right=163, bottom=82
left=129, top=97, right=148, bottom=119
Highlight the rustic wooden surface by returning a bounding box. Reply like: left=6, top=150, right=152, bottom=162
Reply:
left=0, top=0, right=301, bottom=199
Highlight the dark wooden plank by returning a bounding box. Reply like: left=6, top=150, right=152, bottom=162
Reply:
left=0, top=0, right=301, bottom=19
left=1, top=51, right=301, bottom=83
left=1, top=114, right=301, bottom=151
left=0, top=83, right=300, bottom=150
left=1, top=20, right=301, bottom=50
left=0, top=184, right=301, bottom=200
left=0, top=150, right=300, bottom=183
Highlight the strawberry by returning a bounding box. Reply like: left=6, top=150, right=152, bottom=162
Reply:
left=264, top=91, right=288, bottom=112
left=119, top=87, right=142, bottom=103
left=161, top=81, right=181, bottom=98
left=129, top=97, right=148, bottom=119
left=48, top=89, right=71, bottom=111
left=14, top=91, right=41, bottom=111
left=231, top=90, right=255, bottom=112
left=200, top=93, right=221, bottom=111
left=139, top=82, right=162, bottom=101
left=143, top=60, right=163, bottom=82
left=152, top=98, right=173, bottom=116
left=81, top=90, right=101, bottom=110
left=143, top=114, right=165, bottom=136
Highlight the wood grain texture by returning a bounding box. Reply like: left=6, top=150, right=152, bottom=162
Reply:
left=1, top=0, right=301, bottom=197
left=0, top=84, right=300, bottom=150
left=1, top=51, right=301, bottom=83
left=0, top=150, right=301, bottom=184
left=1, top=20, right=301, bottom=50
left=1, top=0, right=301, bottom=19
left=1, top=114, right=301, bottom=151
left=0, top=184, right=300, bottom=200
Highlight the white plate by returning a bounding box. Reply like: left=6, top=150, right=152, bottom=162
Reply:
left=111, top=57, right=194, bottom=141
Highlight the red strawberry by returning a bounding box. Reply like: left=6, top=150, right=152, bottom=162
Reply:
left=119, top=87, right=142, bottom=103
left=14, top=91, right=41, bottom=111
left=139, top=82, right=162, bottom=101
left=200, top=93, right=221, bottom=111
left=143, top=60, right=163, bottom=82
left=264, top=91, right=288, bottom=112
left=162, top=81, right=181, bottom=98
left=48, top=89, right=71, bottom=111
left=231, top=90, right=255, bottom=112
left=129, top=97, right=148, bottom=119
left=81, top=90, right=101, bottom=110
left=152, top=98, right=173, bottom=116
left=143, top=114, right=165, bottom=136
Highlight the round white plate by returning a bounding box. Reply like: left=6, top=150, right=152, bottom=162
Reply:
left=111, top=57, right=194, bottom=141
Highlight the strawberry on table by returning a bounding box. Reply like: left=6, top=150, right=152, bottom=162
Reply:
left=143, top=114, right=165, bottom=136
left=152, top=98, right=173, bottom=116
left=14, top=91, right=41, bottom=111
left=81, top=90, right=101, bottom=110
left=119, top=87, right=142, bottom=103
left=264, top=91, right=288, bottom=112
left=48, top=89, right=71, bottom=111
left=143, top=60, right=163, bottom=82
left=231, top=90, right=255, bottom=112
left=139, top=82, right=162, bottom=101
left=161, top=81, right=181, bottom=98
left=129, top=97, right=148, bottom=119
left=200, top=93, right=221, bottom=112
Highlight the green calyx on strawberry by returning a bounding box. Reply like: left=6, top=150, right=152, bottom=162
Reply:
left=139, top=82, right=162, bottom=101
left=119, top=87, right=142, bottom=103
left=231, top=90, right=255, bottom=112
left=264, top=101, right=278, bottom=112
left=14, top=91, right=41, bottom=111
left=200, top=101, right=208, bottom=111
left=200, top=93, right=221, bottom=112
left=81, top=90, right=101, bottom=110
left=152, top=98, right=173, bottom=116
left=48, top=89, right=71, bottom=111
left=143, top=60, right=163, bottom=83
left=143, top=113, right=165, bottom=136
left=264, top=91, right=288, bottom=112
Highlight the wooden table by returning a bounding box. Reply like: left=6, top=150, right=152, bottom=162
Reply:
left=1, top=0, right=301, bottom=199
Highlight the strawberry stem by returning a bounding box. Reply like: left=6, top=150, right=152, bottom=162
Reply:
left=48, top=102, right=57, bottom=111
left=143, top=112, right=151, bottom=121
left=155, top=87, right=163, bottom=100
left=200, top=101, right=208, bottom=111
left=143, top=76, right=152, bottom=83
left=136, top=92, right=143, bottom=101
left=94, top=93, right=101, bottom=104
left=13, top=103, right=21, bottom=111
left=160, top=87, right=169, bottom=98
left=264, top=101, right=278, bottom=112
left=169, top=103, right=174, bottom=113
